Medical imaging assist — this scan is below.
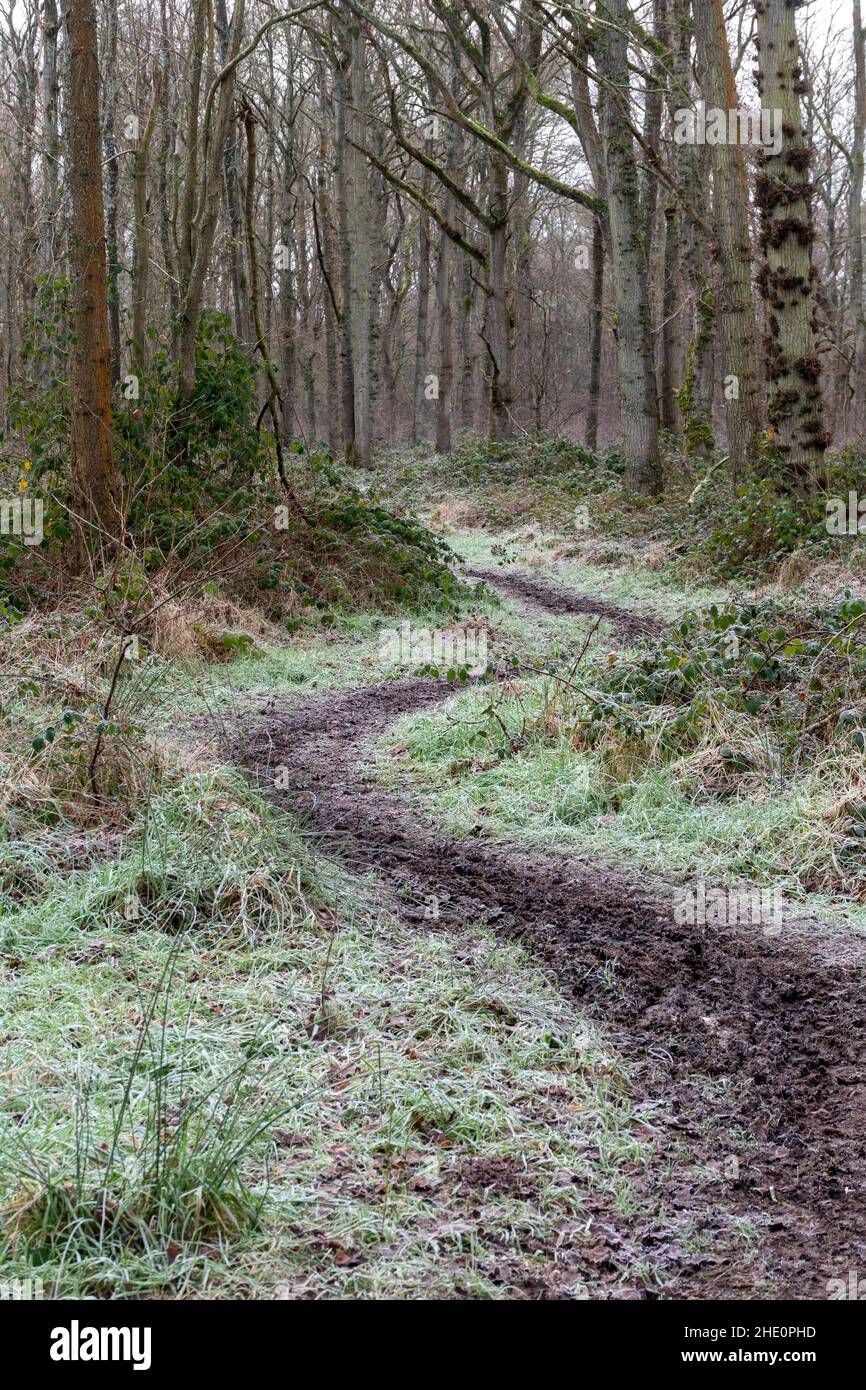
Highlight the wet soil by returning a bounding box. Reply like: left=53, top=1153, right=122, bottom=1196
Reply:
left=235, top=572, right=865, bottom=1300
left=467, top=565, right=665, bottom=640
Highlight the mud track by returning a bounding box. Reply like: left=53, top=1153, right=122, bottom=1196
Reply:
left=467, top=564, right=664, bottom=640
left=236, top=572, right=865, bottom=1299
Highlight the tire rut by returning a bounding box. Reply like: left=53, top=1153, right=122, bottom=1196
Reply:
left=233, top=574, right=866, bottom=1300
left=467, top=565, right=665, bottom=640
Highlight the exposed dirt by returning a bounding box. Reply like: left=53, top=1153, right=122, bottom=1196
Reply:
left=235, top=575, right=866, bottom=1300
left=467, top=565, right=665, bottom=640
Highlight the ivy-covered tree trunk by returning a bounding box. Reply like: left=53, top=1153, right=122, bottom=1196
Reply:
left=596, top=0, right=662, bottom=495
left=754, top=0, right=829, bottom=487
left=435, top=226, right=454, bottom=452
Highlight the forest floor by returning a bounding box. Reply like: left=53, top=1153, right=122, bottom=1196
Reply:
left=2, top=481, right=865, bottom=1300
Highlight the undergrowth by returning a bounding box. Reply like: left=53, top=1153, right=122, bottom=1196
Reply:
left=1, top=302, right=464, bottom=627
left=0, top=761, right=650, bottom=1299
left=381, top=585, right=866, bottom=913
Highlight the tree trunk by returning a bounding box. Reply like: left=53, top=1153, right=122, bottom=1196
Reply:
left=435, top=228, right=454, bottom=452
left=349, top=23, right=371, bottom=467
left=484, top=153, right=514, bottom=442
left=157, top=0, right=179, bottom=325
left=659, top=0, right=688, bottom=436
left=849, top=0, right=866, bottom=436
left=62, top=0, right=121, bottom=561
left=596, top=0, right=662, bottom=494
left=679, top=133, right=716, bottom=454
left=333, top=55, right=356, bottom=462
left=586, top=216, right=605, bottom=451
left=131, top=72, right=162, bottom=368
left=175, top=0, right=246, bottom=410
left=42, top=0, right=62, bottom=275
left=367, top=136, right=386, bottom=444
left=458, top=256, right=475, bottom=433
left=102, top=0, right=121, bottom=386
left=692, top=0, right=762, bottom=475
left=316, top=68, right=340, bottom=451
left=279, top=72, right=298, bottom=441
left=412, top=206, right=431, bottom=443
left=754, top=0, right=829, bottom=487
left=215, top=0, right=253, bottom=351
left=659, top=196, right=681, bottom=435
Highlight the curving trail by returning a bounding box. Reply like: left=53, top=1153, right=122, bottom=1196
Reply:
left=466, top=564, right=665, bottom=640
left=235, top=570, right=866, bottom=1300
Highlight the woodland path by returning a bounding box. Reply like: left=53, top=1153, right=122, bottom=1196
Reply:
left=236, top=567, right=866, bottom=1299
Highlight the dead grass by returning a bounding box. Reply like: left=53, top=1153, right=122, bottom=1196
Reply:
left=765, top=546, right=866, bottom=600
left=0, top=579, right=291, bottom=836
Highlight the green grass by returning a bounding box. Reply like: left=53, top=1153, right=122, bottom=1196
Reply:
left=4, top=496, right=846, bottom=1300
left=372, top=550, right=866, bottom=933
left=1, top=749, right=660, bottom=1298
left=451, top=529, right=731, bottom=624
left=378, top=670, right=866, bottom=931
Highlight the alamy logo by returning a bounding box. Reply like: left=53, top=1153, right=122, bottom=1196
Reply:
left=674, top=882, right=785, bottom=933
left=673, top=102, right=783, bottom=156
left=0, top=1277, right=43, bottom=1299
left=50, top=1320, right=152, bottom=1371
left=379, top=622, right=488, bottom=676
left=826, top=492, right=866, bottom=535
left=826, top=1269, right=866, bottom=1299
left=0, top=497, right=43, bottom=545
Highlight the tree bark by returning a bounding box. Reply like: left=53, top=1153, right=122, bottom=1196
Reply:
left=596, top=0, right=662, bottom=494
left=754, top=0, right=829, bottom=486
left=333, top=52, right=356, bottom=462
left=62, top=0, right=121, bottom=560
left=349, top=21, right=371, bottom=466
left=412, top=205, right=431, bottom=443
left=215, top=0, right=253, bottom=351
left=42, top=0, right=62, bottom=275
left=175, top=0, right=246, bottom=410
left=849, top=0, right=866, bottom=436
left=586, top=216, right=605, bottom=451
left=484, top=153, right=513, bottom=442
left=131, top=72, right=162, bottom=368
left=692, top=0, right=762, bottom=475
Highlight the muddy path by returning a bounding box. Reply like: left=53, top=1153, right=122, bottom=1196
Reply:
left=466, top=564, right=665, bottom=640
left=235, top=574, right=865, bottom=1300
